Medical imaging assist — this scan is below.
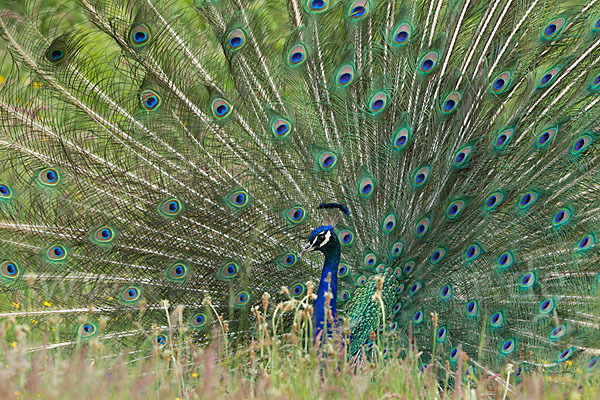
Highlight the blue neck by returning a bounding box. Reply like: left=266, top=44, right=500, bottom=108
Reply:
left=314, top=244, right=341, bottom=337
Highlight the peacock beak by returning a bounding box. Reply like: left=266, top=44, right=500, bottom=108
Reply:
left=300, top=241, right=317, bottom=257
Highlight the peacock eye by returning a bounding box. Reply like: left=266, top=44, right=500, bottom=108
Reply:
left=392, top=23, right=411, bottom=46
left=129, top=23, right=152, bottom=47
left=335, top=65, right=355, bottom=87
left=419, top=51, right=439, bottom=73
left=211, top=98, right=233, bottom=119
left=271, top=118, right=293, bottom=138
left=441, top=92, right=461, bottom=114
left=494, top=128, right=514, bottom=150
left=337, top=263, right=349, bottom=278
left=234, top=290, right=251, bottom=307
left=226, top=29, right=246, bottom=51
left=367, top=91, right=388, bottom=114
left=190, top=312, right=208, bottom=330
left=288, top=44, right=307, bottom=66
left=159, top=198, right=183, bottom=218
left=38, top=168, right=60, bottom=186
left=291, top=282, right=306, bottom=297
left=0, top=184, right=12, bottom=199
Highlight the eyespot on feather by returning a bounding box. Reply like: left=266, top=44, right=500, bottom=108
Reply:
left=440, top=284, right=452, bottom=300
left=290, top=282, right=306, bottom=298
left=77, top=322, right=98, bottom=339
left=38, top=168, right=60, bottom=187
left=1, top=260, right=21, bottom=283
left=271, top=118, right=293, bottom=138
left=490, top=311, right=504, bottom=328
left=484, top=192, right=504, bottom=211
left=577, top=233, right=595, bottom=252
left=413, top=309, right=424, bottom=324
left=391, top=23, right=412, bottom=46
left=226, top=28, right=246, bottom=51
left=278, top=252, right=297, bottom=268
left=335, top=65, right=355, bottom=87
left=338, top=229, right=354, bottom=246
left=318, top=151, right=337, bottom=170
left=538, top=67, right=560, bottom=88
left=382, top=214, right=396, bottom=233
left=557, top=348, right=575, bottom=363
left=436, top=326, right=448, bottom=342
left=497, top=251, right=514, bottom=270
left=234, top=290, right=251, bottom=307
left=542, top=18, right=565, bottom=40
left=571, top=134, right=592, bottom=155
left=552, top=207, right=572, bottom=227
left=550, top=324, right=567, bottom=341
left=519, top=191, right=539, bottom=209
left=590, top=72, right=600, bottom=91
left=441, top=92, right=461, bottom=114
left=453, top=145, right=472, bottom=167
left=403, top=260, right=415, bottom=276
left=466, top=300, right=479, bottom=317
left=491, top=71, right=511, bottom=94
left=539, top=298, right=555, bottom=314
left=519, top=271, right=536, bottom=289
left=159, top=198, right=183, bottom=218
left=91, top=226, right=116, bottom=245
left=287, top=44, right=307, bottom=67
left=418, top=51, right=439, bottom=74
left=430, top=247, right=446, bottom=265
left=409, top=281, right=422, bottom=296
left=337, top=263, right=350, bottom=278
left=392, top=127, right=410, bottom=151
left=154, top=334, right=168, bottom=348
left=413, top=166, right=430, bottom=187
left=415, top=217, right=430, bottom=237
left=338, top=289, right=351, bottom=301
left=494, top=128, right=514, bottom=150
left=121, top=286, right=142, bottom=303
left=348, top=1, right=369, bottom=20
left=46, top=245, right=68, bottom=262
left=367, top=91, right=388, bottom=114
left=537, top=127, right=557, bottom=148
left=500, top=339, right=516, bottom=355
left=46, top=40, right=67, bottom=63
left=190, top=312, right=208, bottom=330
left=364, top=253, right=377, bottom=267
left=357, top=177, right=374, bottom=198
left=284, top=206, right=306, bottom=224
left=129, top=23, right=152, bottom=48
left=464, top=243, right=482, bottom=262
left=305, top=0, right=330, bottom=13
left=219, top=262, right=239, bottom=280
left=166, top=262, right=189, bottom=282
left=446, top=199, right=466, bottom=219
left=226, top=190, right=250, bottom=209
left=0, top=184, right=12, bottom=200
left=390, top=241, right=403, bottom=258
left=140, top=89, right=162, bottom=112
left=211, top=98, right=233, bottom=119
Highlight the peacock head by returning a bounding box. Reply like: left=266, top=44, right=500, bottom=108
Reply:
left=300, top=225, right=339, bottom=256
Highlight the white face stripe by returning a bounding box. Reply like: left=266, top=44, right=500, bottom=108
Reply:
left=319, top=231, right=332, bottom=248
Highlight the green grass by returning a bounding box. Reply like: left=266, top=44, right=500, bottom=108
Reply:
left=1, top=293, right=598, bottom=399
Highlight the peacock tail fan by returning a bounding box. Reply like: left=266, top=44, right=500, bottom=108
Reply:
left=1, top=0, right=600, bottom=381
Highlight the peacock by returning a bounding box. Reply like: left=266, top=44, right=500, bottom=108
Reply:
left=1, top=0, right=600, bottom=383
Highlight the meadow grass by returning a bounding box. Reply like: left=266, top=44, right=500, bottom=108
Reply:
left=1, top=289, right=598, bottom=400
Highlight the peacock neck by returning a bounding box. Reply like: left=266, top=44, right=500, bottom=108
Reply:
left=314, top=244, right=341, bottom=337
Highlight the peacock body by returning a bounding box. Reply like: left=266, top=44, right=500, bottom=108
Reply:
left=1, top=0, right=600, bottom=382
